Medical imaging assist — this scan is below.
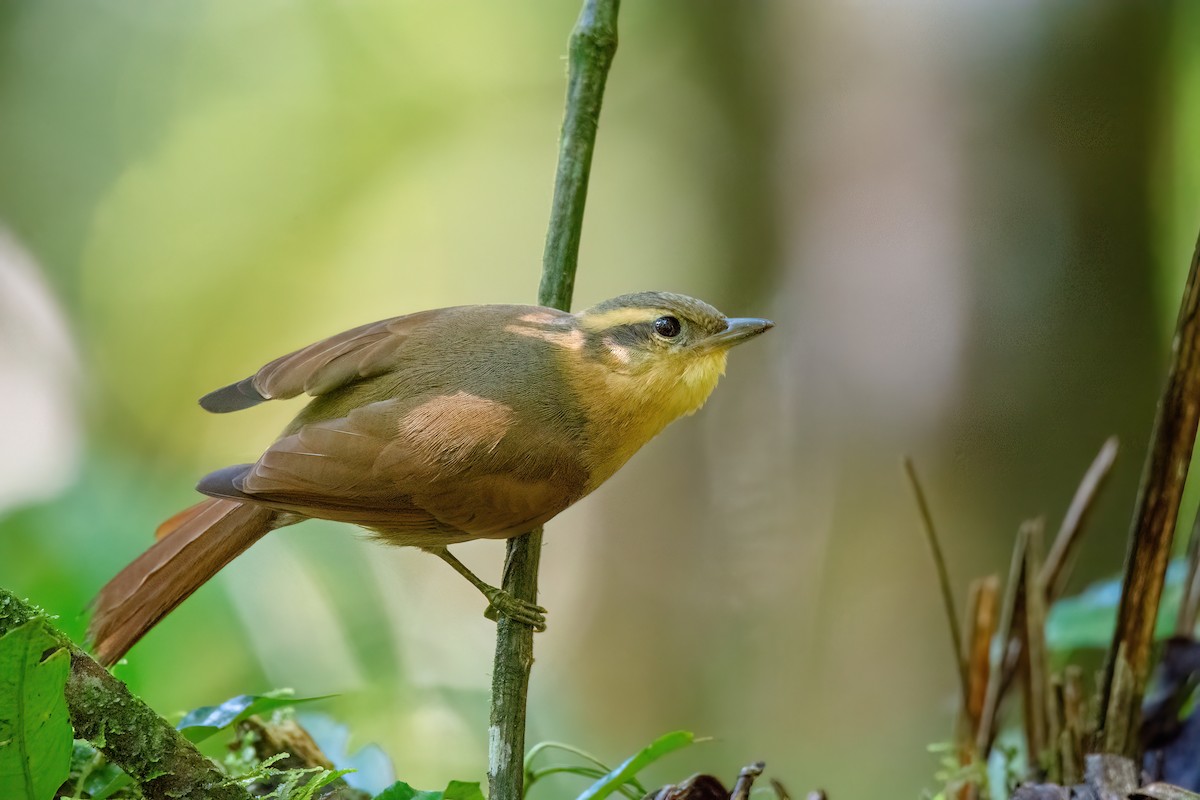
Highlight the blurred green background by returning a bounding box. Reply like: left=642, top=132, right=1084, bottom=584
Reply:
left=2, top=1, right=1199, bottom=796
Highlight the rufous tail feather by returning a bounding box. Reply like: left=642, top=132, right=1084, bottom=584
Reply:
left=88, top=498, right=279, bottom=666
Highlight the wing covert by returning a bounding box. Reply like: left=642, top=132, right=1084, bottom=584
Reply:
left=222, top=395, right=588, bottom=539
left=199, top=309, right=448, bottom=413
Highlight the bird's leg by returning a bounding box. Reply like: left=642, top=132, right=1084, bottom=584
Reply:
left=426, top=546, right=547, bottom=631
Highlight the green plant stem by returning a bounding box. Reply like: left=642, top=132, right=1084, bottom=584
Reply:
left=488, top=2, right=620, bottom=800
left=1098, top=225, right=1200, bottom=756
left=0, top=589, right=251, bottom=800
left=537, top=0, right=621, bottom=311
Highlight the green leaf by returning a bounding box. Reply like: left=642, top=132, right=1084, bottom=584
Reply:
left=575, top=731, right=695, bottom=800
left=0, top=618, right=73, bottom=800
left=374, top=780, right=442, bottom=800
left=88, top=772, right=132, bottom=800
left=524, top=740, right=629, bottom=798
left=442, top=780, right=485, bottom=800
left=373, top=779, right=484, bottom=800
left=1047, top=560, right=1185, bottom=652
left=67, top=741, right=128, bottom=799
left=271, top=766, right=355, bottom=800
left=176, top=689, right=332, bottom=743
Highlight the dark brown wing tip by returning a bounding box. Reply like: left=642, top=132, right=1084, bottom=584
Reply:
left=199, top=376, right=266, bottom=413
left=196, top=464, right=255, bottom=500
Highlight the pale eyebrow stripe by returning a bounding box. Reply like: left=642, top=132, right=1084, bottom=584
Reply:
left=578, top=307, right=666, bottom=332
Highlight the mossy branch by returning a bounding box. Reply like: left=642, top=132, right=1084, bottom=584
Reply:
left=0, top=588, right=251, bottom=800
left=488, top=2, right=620, bottom=799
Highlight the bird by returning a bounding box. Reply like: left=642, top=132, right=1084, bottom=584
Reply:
left=88, top=291, right=772, bottom=666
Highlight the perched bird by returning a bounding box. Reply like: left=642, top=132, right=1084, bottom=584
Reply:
left=88, top=291, right=771, bottom=665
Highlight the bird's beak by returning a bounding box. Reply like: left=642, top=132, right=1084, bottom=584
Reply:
left=701, top=317, right=774, bottom=350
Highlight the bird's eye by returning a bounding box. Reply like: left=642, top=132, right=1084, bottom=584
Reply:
left=654, top=315, right=682, bottom=338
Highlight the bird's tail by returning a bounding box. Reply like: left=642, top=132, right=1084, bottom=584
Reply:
left=88, top=497, right=280, bottom=666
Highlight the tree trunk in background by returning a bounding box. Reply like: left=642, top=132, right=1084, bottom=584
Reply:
left=951, top=4, right=1168, bottom=579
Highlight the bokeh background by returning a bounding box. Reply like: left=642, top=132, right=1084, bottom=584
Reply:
left=2, top=1, right=1200, bottom=796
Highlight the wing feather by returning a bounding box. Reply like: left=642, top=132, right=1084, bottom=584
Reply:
left=199, top=309, right=448, bottom=413
left=215, top=396, right=587, bottom=540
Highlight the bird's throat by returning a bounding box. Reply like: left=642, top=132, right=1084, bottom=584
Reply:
left=575, top=349, right=728, bottom=490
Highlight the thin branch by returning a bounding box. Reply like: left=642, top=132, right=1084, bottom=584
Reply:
left=904, top=458, right=970, bottom=714
left=730, top=762, right=766, bottom=800
left=537, top=0, right=621, bottom=312
left=1060, top=666, right=1086, bottom=785
left=977, top=525, right=1030, bottom=755
left=1099, top=226, right=1200, bottom=756
left=991, top=438, right=1121, bottom=726
left=961, top=575, right=1000, bottom=743
left=488, top=3, right=620, bottom=800
left=975, top=438, right=1120, bottom=762
left=1019, top=520, right=1049, bottom=776
left=1102, top=644, right=1136, bottom=756
left=1041, top=436, right=1119, bottom=601
left=0, top=588, right=251, bottom=800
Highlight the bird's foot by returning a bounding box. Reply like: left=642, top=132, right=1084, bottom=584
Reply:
left=482, top=587, right=547, bottom=631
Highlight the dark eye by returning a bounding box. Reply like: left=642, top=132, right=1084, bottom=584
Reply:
left=654, top=315, right=682, bottom=338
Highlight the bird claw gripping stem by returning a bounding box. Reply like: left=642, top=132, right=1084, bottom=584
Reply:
left=483, top=588, right=548, bottom=632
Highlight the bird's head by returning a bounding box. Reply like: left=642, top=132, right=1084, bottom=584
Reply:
left=572, top=291, right=772, bottom=419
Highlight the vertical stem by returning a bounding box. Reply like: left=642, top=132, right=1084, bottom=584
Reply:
left=489, top=528, right=545, bottom=800
left=1098, top=226, right=1200, bottom=756
left=537, top=0, right=621, bottom=312
left=1020, top=520, right=1049, bottom=774
left=488, top=3, right=620, bottom=799
left=1061, top=666, right=1086, bottom=784
left=976, top=526, right=1030, bottom=756
left=902, top=458, right=970, bottom=715
left=1040, top=436, right=1119, bottom=601
left=961, top=575, right=1000, bottom=744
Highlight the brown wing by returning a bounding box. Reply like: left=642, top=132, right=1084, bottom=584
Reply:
left=198, top=393, right=589, bottom=542
left=199, top=308, right=453, bottom=412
